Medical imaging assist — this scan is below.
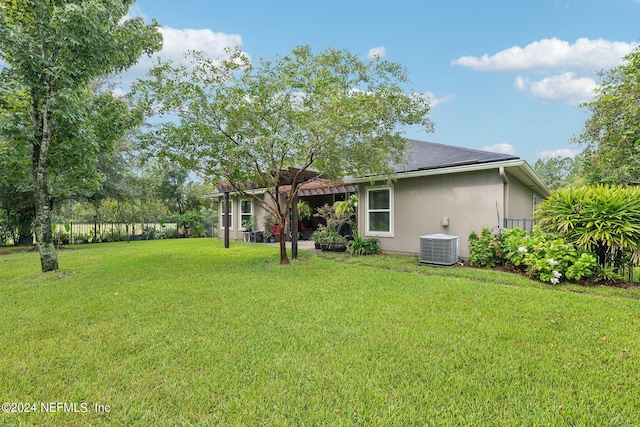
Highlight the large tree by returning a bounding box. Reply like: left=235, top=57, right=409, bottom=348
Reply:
left=576, top=45, right=640, bottom=185
left=0, top=0, right=162, bottom=271
left=136, top=46, right=433, bottom=264
left=532, top=155, right=582, bottom=190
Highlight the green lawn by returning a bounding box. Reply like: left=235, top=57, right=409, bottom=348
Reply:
left=1, top=239, right=639, bottom=426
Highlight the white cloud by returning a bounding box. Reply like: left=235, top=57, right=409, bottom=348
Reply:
left=116, top=26, right=243, bottom=88
left=452, top=37, right=637, bottom=105
left=482, top=143, right=516, bottom=155
left=514, top=72, right=597, bottom=105
left=122, top=4, right=148, bottom=22
left=537, top=148, right=581, bottom=159
left=418, top=91, right=456, bottom=108
left=157, top=27, right=243, bottom=63
left=367, top=46, right=387, bottom=60
left=451, top=38, right=636, bottom=72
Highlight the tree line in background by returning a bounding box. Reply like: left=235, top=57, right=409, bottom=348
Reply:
left=0, top=134, right=216, bottom=246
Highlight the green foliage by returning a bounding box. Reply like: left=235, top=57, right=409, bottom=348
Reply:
left=500, top=227, right=529, bottom=268
left=468, top=228, right=503, bottom=268
left=241, top=215, right=257, bottom=231
left=576, top=45, right=640, bottom=185
left=262, top=215, right=276, bottom=240
left=314, top=202, right=354, bottom=233
left=0, top=0, right=162, bottom=271
left=468, top=227, right=598, bottom=284
left=532, top=156, right=581, bottom=190
left=296, top=200, right=312, bottom=220
left=311, top=227, right=330, bottom=244
left=535, top=185, right=640, bottom=267
left=521, top=230, right=597, bottom=284
left=175, top=210, right=204, bottom=237
left=334, top=195, right=357, bottom=219
left=347, top=230, right=381, bottom=256
left=0, top=215, right=11, bottom=246
left=135, top=45, right=432, bottom=264
left=595, top=264, right=622, bottom=283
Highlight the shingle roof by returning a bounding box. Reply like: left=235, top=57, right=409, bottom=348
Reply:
left=395, top=139, right=519, bottom=173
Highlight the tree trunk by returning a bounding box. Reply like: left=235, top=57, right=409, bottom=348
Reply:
left=278, top=223, right=289, bottom=265
left=31, top=86, right=58, bottom=272
left=33, top=183, right=58, bottom=272
left=32, top=145, right=58, bottom=271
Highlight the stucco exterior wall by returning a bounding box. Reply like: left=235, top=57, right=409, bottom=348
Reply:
left=358, top=169, right=506, bottom=258
left=505, top=172, right=542, bottom=222
left=217, top=194, right=270, bottom=241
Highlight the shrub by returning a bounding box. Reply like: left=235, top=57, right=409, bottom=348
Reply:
left=522, top=230, right=597, bottom=284
left=500, top=227, right=530, bottom=269
left=468, top=227, right=503, bottom=268
left=535, top=185, right=640, bottom=267
left=347, top=231, right=381, bottom=255
left=468, top=227, right=598, bottom=284
left=164, top=228, right=179, bottom=239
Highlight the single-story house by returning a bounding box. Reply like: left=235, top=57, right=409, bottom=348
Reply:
left=348, top=139, right=550, bottom=258
left=209, top=139, right=550, bottom=259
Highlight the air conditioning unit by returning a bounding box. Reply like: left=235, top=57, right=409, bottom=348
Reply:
left=419, top=234, right=459, bottom=265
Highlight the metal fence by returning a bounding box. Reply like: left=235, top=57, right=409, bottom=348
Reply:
left=503, top=218, right=537, bottom=233
left=53, top=222, right=178, bottom=243
left=4, top=219, right=222, bottom=245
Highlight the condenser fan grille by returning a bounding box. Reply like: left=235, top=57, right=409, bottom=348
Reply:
left=419, top=234, right=459, bottom=265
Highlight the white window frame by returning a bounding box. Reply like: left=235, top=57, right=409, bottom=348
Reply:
left=240, top=199, right=253, bottom=231
left=220, top=198, right=234, bottom=230
left=365, top=186, right=394, bottom=237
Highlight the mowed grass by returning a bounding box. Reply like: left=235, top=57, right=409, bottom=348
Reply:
left=1, top=239, right=639, bottom=426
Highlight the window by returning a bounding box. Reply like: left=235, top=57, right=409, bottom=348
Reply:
left=240, top=200, right=253, bottom=230
left=220, top=198, right=233, bottom=230
left=366, top=186, right=393, bottom=236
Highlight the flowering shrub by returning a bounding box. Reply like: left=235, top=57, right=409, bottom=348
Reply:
left=468, top=227, right=598, bottom=284
left=468, top=227, right=503, bottom=268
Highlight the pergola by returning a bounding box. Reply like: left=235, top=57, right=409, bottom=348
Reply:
left=219, top=168, right=322, bottom=259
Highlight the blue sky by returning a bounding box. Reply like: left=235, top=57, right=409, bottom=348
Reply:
left=127, top=0, right=640, bottom=163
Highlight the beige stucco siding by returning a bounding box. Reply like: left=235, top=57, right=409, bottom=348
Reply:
left=505, top=171, right=542, bottom=222
left=359, top=169, right=505, bottom=258
left=217, top=194, right=270, bottom=241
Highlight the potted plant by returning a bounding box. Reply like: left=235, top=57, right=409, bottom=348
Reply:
left=311, top=228, right=326, bottom=250
left=314, top=228, right=331, bottom=251
left=262, top=214, right=276, bottom=243
left=327, top=230, right=347, bottom=252
left=297, top=200, right=312, bottom=221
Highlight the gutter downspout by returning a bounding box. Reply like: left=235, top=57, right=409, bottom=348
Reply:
left=500, top=167, right=508, bottom=228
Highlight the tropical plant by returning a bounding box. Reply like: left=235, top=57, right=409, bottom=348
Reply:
left=535, top=185, right=640, bottom=267
left=242, top=215, right=257, bottom=231
left=297, top=201, right=312, bottom=220
left=311, top=228, right=328, bottom=244
left=334, top=194, right=357, bottom=219
left=347, top=230, right=381, bottom=256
